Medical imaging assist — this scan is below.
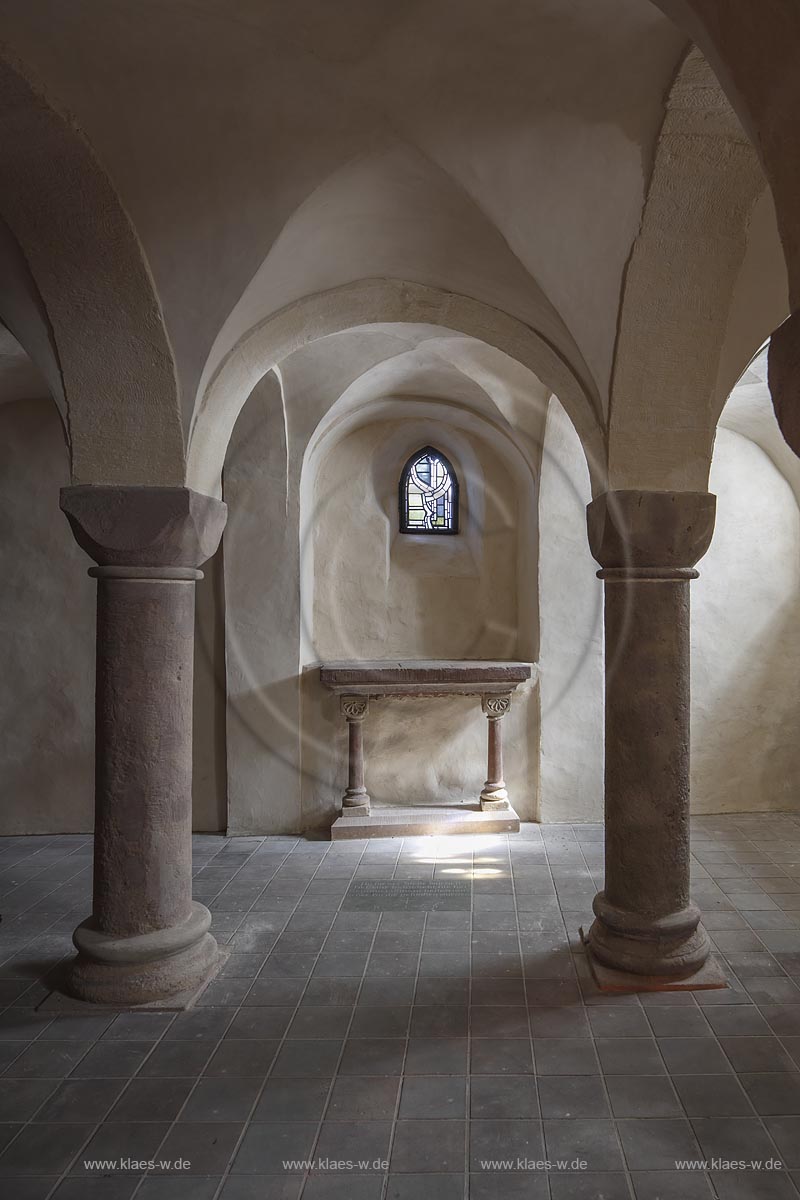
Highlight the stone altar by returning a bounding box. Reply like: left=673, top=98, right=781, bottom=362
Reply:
left=320, top=660, right=533, bottom=839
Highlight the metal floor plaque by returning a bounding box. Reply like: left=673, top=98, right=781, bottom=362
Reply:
left=342, top=880, right=471, bottom=911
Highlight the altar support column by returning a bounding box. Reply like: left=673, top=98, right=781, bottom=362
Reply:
left=341, top=696, right=370, bottom=816
left=584, top=490, right=724, bottom=988
left=60, top=485, right=227, bottom=1005
left=480, top=694, right=511, bottom=810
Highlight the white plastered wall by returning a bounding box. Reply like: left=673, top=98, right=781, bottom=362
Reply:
left=0, top=397, right=94, bottom=832
left=538, top=396, right=605, bottom=821
left=301, top=411, right=539, bottom=824
left=691, top=360, right=800, bottom=813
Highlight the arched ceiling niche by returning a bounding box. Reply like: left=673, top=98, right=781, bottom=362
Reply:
left=188, top=279, right=605, bottom=498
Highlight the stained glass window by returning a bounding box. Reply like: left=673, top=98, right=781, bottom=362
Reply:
left=399, top=446, right=459, bottom=534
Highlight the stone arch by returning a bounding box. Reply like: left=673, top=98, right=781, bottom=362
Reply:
left=607, top=46, right=768, bottom=491
left=187, top=278, right=606, bottom=497
left=0, top=47, right=183, bottom=484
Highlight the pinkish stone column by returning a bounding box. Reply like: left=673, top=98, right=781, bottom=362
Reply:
left=585, top=490, right=717, bottom=981
left=340, top=696, right=370, bottom=816
left=60, top=485, right=227, bottom=1005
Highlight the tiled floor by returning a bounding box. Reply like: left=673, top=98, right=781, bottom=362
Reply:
left=2, top=815, right=800, bottom=1198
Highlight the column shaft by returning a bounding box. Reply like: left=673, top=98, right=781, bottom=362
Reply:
left=585, top=489, right=718, bottom=985
left=93, top=571, right=196, bottom=937
left=61, top=485, right=227, bottom=1005
left=480, top=694, right=511, bottom=810
left=341, top=696, right=370, bottom=815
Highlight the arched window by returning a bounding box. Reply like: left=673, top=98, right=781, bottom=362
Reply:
left=399, top=446, right=459, bottom=534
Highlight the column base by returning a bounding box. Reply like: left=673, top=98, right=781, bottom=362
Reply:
left=342, top=789, right=370, bottom=816
left=480, top=785, right=510, bottom=811
left=586, top=891, right=712, bottom=979
left=581, top=928, right=727, bottom=993
left=64, top=902, right=223, bottom=1006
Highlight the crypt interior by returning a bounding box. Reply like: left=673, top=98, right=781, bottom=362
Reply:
left=3, top=1, right=800, bottom=1197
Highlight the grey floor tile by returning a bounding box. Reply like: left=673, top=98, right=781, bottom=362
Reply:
left=399, top=1074, right=466, bottom=1119
left=140, top=1178, right=222, bottom=1199
left=617, top=1117, right=701, bottom=1171
left=671, top=1072, right=752, bottom=1116
left=392, top=1119, right=466, bottom=1172
left=404, top=1038, right=467, bottom=1075
left=385, top=1175, right=463, bottom=1200
left=140, top=1039, right=214, bottom=1077
left=544, top=1118, right=624, bottom=1172
left=5, top=1041, right=92, bottom=1078
left=303, top=1177, right=383, bottom=1200
left=204, top=1040, right=280, bottom=1077
left=227, top=1007, right=296, bottom=1039
left=72, top=1122, right=170, bottom=1172
left=704, top=1006, right=772, bottom=1036
left=719, top=1036, right=797, bottom=1072
left=692, top=1115, right=779, bottom=1158
left=0, top=1122, right=95, bottom=1175
left=69, top=1041, right=152, bottom=1078
left=314, top=1119, right=392, bottom=1168
left=350, top=1006, right=410, bottom=1038
left=287, top=1008, right=353, bottom=1040
left=538, top=1075, right=610, bottom=1118
left=254, top=1077, right=333, bottom=1122
left=51, top=1179, right=142, bottom=1199
left=740, top=1072, right=800, bottom=1115
left=326, top=1074, right=399, bottom=1120
left=586, top=1007, right=652, bottom=1038
left=272, top=1041, right=343, bottom=1078
left=708, top=1171, right=798, bottom=1200
left=157, top=1121, right=244, bottom=1174
left=469, top=1075, right=539, bottom=1119
left=606, top=1074, right=681, bottom=1118
left=338, top=1038, right=405, bottom=1076
left=529, top=1007, right=590, bottom=1038
left=0, top=1078, right=58, bottom=1121
left=630, top=1171, right=715, bottom=1199
left=410, top=1006, right=468, bottom=1037
left=469, top=1119, right=544, bottom=1170
left=644, top=1007, right=712, bottom=1038
left=550, top=1174, right=631, bottom=1200
left=102, top=1013, right=174, bottom=1040
left=764, top=1116, right=800, bottom=1169
left=533, top=1038, right=598, bottom=1075
left=657, top=1038, right=732, bottom=1075
left=471, top=1038, right=533, bottom=1075
left=36, top=1077, right=126, bottom=1122
left=468, top=1172, right=549, bottom=1198
left=179, top=1075, right=262, bottom=1121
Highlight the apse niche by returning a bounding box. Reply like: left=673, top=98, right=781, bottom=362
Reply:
left=300, top=408, right=539, bottom=824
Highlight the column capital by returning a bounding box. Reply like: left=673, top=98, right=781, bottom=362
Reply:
left=587, top=489, right=716, bottom=571
left=60, top=485, right=227, bottom=569
left=481, top=693, right=511, bottom=718
left=341, top=694, right=369, bottom=722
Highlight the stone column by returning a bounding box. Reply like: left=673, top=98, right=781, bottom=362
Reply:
left=480, top=694, right=511, bottom=810
left=60, top=485, right=227, bottom=1005
left=585, top=490, right=720, bottom=985
left=341, top=695, right=370, bottom=816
